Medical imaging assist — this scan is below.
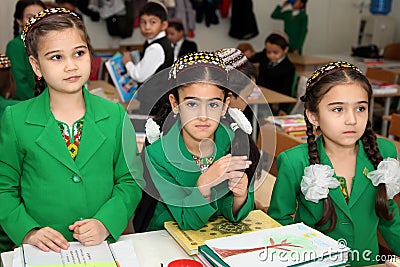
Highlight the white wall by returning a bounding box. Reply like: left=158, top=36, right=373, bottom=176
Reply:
left=2, top=0, right=400, bottom=56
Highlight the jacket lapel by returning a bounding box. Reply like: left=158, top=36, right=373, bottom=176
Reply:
left=74, top=89, right=108, bottom=169
left=27, top=89, right=80, bottom=174
left=317, top=138, right=352, bottom=220
left=348, top=141, right=374, bottom=208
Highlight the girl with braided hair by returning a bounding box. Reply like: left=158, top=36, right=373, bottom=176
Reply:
left=132, top=51, right=261, bottom=232
left=268, top=61, right=400, bottom=266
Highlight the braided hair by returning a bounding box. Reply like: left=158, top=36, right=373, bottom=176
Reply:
left=301, top=62, right=393, bottom=232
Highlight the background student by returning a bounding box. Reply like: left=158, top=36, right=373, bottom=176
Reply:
left=0, top=8, right=144, bottom=253
left=166, top=20, right=198, bottom=61
left=250, top=31, right=295, bottom=115
left=271, top=0, right=308, bottom=55
left=122, top=1, right=173, bottom=84
left=267, top=61, right=400, bottom=266
left=0, top=54, right=19, bottom=119
left=6, top=0, right=45, bottom=101
left=133, top=51, right=260, bottom=232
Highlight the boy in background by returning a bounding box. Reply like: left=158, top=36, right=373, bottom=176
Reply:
left=122, top=1, right=174, bottom=84
left=250, top=31, right=295, bottom=115
left=166, top=20, right=198, bottom=61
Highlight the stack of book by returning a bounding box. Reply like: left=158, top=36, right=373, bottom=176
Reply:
left=370, top=81, right=398, bottom=95
left=265, top=114, right=307, bottom=138
left=198, top=222, right=350, bottom=267
left=164, top=210, right=281, bottom=256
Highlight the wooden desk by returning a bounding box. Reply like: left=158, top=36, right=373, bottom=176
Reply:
left=1, top=230, right=190, bottom=267
left=247, top=86, right=297, bottom=140
left=288, top=54, right=334, bottom=72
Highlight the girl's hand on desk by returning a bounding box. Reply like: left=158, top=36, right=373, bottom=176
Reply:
left=69, top=219, right=110, bottom=246
left=197, top=155, right=251, bottom=199
left=22, top=227, right=69, bottom=252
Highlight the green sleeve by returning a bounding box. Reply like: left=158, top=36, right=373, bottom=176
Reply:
left=145, top=149, right=217, bottom=230
left=292, top=13, right=308, bottom=53
left=271, top=5, right=291, bottom=20
left=267, top=152, right=300, bottom=225
left=217, top=185, right=254, bottom=222
left=6, top=37, right=35, bottom=100
left=93, top=104, right=144, bottom=240
left=0, top=107, right=41, bottom=245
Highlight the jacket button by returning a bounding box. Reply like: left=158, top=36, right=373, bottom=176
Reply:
left=71, top=174, right=81, bottom=183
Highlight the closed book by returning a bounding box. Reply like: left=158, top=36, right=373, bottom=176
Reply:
left=203, top=222, right=350, bottom=267
left=371, top=82, right=398, bottom=95
left=283, top=125, right=307, bottom=133
left=105, top=51, right=140, bottom=102
left=164, top=210, right=281, bottom=256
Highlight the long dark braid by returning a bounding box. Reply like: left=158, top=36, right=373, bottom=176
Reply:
left=361, top=121, right=393, bottom=220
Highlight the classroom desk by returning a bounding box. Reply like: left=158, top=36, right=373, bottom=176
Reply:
left=287, top=54, right=335, bottom=72
left=247, top=86, right=297, bottom=140
left=1, top=230, right=190, bottom=267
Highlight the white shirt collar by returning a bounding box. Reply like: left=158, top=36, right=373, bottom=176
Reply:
left=148, top=31, right=166, bottom=43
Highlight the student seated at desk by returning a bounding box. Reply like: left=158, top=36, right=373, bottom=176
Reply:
left=133, top=52, right=260, bottom=232
left=268, top=61, right=400, bottom=266
left=249, top=31, right=295, bottom=115
left=0, top=8, right=144, bottom=253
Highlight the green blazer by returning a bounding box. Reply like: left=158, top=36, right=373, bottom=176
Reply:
left=268, top=137, right=400, bottom=266
left=145, top=121, right=254, bottom=231
left=0, top=88, right=144, bottom=252
left=271, top=5, right=308, bottom=54
left=6, top=35, right=35, bottom=100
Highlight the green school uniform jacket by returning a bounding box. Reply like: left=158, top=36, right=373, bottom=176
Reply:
left=268, top=137, right=400, bottom=266
left=0, top=88, right=144, bottom=252
left=6, top=35, right=36, bottom=100
left=0, top=96, right=19, bottom=120
left=271, top=5, right=308, bottom=54
left=145, top=121, right=254, bottom=231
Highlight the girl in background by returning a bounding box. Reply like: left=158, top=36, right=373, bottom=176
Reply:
left=271, top=0, right=308, bottom=55
left=268, top=61, right=400, bottom=266
left=6, top=0, right=46, bottom=100
left=133, top=51, right=260, bottom=232
left=0, top=54, right=19, bottom=119
left=0, top=8, right=144, bottom=253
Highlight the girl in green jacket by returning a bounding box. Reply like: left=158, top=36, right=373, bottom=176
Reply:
left=0, top=8, right=144, bottom=253
left=6, top=0, right=45, bottom=100
left=133, top=51, right=261, bottom=232
left=268, top=61, right=400, bottom=266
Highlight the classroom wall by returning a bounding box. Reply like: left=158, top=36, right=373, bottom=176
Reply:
left=1, top=0, right=400, bottom=56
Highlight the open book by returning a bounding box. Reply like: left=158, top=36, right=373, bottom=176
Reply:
left=164, top=210, right=281, bottom=256
left=105, top=51, right=141, bottom=102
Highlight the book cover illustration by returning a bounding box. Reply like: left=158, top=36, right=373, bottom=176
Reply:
left=204, top=223, right=349, bottom=267
left=105, top=51, right=140, bottom=102
left=164, top=210, right=281, bottom=255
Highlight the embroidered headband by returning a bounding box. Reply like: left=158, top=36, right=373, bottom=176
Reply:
left=0, top=54, right=11, bottom=69
left=306, top=61, right=362, bottom=89
left=216, top=48, right=248, bottom=71
left=168, top=51, right=227, bottom=80
left=21, top=7, right=81, bottom=47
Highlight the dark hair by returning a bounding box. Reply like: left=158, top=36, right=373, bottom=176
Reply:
left=140, top=2, right=167, bottom=22
left=24, top=13, right=93, bottom=96
left=300, top=0, right=308, bottom=11
left=13, top=0, right=46, bottom=37
left=265, top=33, right=288, bottom=50
left=301, top=68, right=393, bottom=232
left=168, top=20, right=184, bottom=32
